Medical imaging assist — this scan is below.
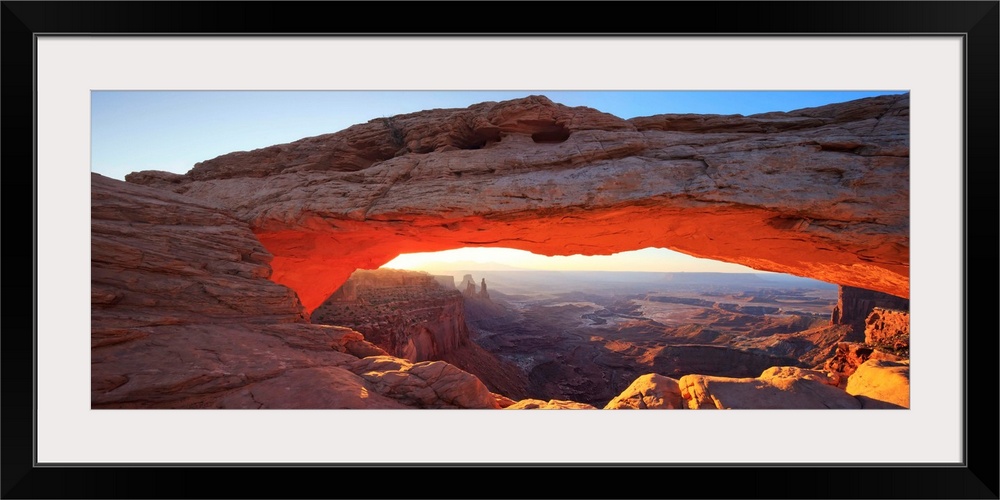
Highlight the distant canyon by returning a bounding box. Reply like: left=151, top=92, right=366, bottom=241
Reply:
left=310, top=267, right=908, bottom=408
left=92, top=93, right=911, bottom=409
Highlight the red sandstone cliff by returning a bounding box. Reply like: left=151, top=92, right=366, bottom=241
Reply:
left=310, top=268, right=528, bottom=398
left=823, top=307, right=910, bottom=387
left=311, top=269, right=472, bottom=361
left=864, top=307, right=910, bottom=354
left=830, top=285, right=910, bottom=339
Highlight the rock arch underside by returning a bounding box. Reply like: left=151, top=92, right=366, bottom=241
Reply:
left=95, top=94, right=910, bottom=410
left=128, top=94, right=909, bottom=313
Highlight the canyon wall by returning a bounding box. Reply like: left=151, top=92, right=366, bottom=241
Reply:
left=830, top=285, right=910, bottom=338
left=127, top=94, right=910, bottom=313
left=864, top=307, right=910, bottom=353
left=824, top=307, right=910, bottom=387
left=310, top=269, right=529, bottom=398
left=311, top=269, right=471, bottom=361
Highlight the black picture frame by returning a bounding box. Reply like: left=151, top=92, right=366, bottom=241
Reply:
left=3, top=2, right=997, bottom=498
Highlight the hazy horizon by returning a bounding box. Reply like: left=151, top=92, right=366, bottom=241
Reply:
left=377, top=246, right=844, bottom=285
left=380, top=246, right=769, bottom=275
left=369, top=261, right=839, bottom=295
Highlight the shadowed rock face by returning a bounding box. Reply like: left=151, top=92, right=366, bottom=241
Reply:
left=864, top=308, right=910, bottom=353
left=91, top=173, right=307, bottom=327
left=310, top=268, right=529, bottom=399
left=127, top=94, right=910, bottom=313
left=91, top=174, right=500, bottom=409
left=311, top=268, right=471, bottom=362
left=830, top=285, right=910, bottom=338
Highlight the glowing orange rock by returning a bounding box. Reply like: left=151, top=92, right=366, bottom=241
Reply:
left=678, top=367, right=862, bottom=409
left=845, top=359, right=910, bottom=409
left=91, top=175, right=492, bottom=409
left=129, top=94, right=910, bottom=313
left=604, top=373, right=684, bottom=409
left=864, top=308, right=910, bottom=353
left=505, top=399, right=597, bottom=409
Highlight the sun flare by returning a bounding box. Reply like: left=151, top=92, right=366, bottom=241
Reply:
left=381, top=247, right=762, bottom=273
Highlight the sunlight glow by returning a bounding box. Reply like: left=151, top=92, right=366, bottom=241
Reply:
left=381, top=247, right=762, bottom=273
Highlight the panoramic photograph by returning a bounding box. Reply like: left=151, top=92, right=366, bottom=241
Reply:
left=91, top=90, right=910, bottom=410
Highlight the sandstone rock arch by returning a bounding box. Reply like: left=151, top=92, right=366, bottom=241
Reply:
left=128, top=94, right=909, bottom=314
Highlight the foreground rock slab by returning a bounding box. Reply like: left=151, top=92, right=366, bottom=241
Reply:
left=846, top=359, right=910, bottom=409
left=505, top=399, right=597, bottom=410
left=93, top=322, right=387, bottom=408
left=349, top=356, right=501, bottom=409
left=678, top=367, right=862, bottom=409
left=823, top=342, right=907, bottom=388
left=215, top=366, right=409, bottom=409
left=604, top=373, right=684, bottom=409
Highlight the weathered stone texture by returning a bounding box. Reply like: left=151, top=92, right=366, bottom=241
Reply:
left=127, top=94, right=909, bottom=313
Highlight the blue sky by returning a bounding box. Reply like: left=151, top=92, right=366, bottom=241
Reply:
left=91, top=90, right=904, bottom=275
left=91, top=90, right=904, bottom=181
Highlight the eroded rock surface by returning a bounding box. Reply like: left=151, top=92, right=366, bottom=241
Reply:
left=823, top=296, right=909, bottom=389
left=603, top=373, right=684, bottom=409
left=127, top=94, right=910, bottom=313
left=846, top=359, right=910, bottom=409
left=311, top=268, right=471, bottom=361
left=215, top=367, right=409, bottom=409
left=830, top=285, right=910, bottom=338
left=823, top=342, right=908, bottom=388
left=863, top=308, right=910, bottom=354
left=505, top=399, right=597, bottom=410
left=349, top=356, right=500, bottom=409
left=678, top=367, right=862, bottom=409
left=92, top=174, right=499, bottom=409
left=91, top=173, right=306, bottom=327
left=609, top=363, right=909, bottom=410
left=92, top=322, right=378, bottom=408
left=310, top=268, right=529, bottom=398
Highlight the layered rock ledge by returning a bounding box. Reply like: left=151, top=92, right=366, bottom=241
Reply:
left=92, top=174, right=499, bottom=409
left=127, top=94, right=910, bottom=313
